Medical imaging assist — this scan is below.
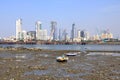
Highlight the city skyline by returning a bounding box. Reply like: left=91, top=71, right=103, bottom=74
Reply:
left=0, top=0, right=120, bottom=38
left=14, top=18, right=113, bottom=42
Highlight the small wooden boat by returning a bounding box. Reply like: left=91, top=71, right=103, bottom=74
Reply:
left=56, top=55, right=68, bottom=62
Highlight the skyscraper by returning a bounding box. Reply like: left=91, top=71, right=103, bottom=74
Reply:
left=35, top=21, right=48, bottom=40
left=71, top=23, right=76, bottom=41
left=62, top=29, right=68, bottom=41
left=77, top=29, right=81, bottom=38
left=58, top=29, right=62, bottom=41
left=36, top=21, right=42, bottom=30
left=16, top=19, right=22, bottom=40
left=36, top=21, right=42, bottom=40
left=80, top=30, right=89, bottom=40
left=80, top=30, right=85, bottom=38
left=50, top=21, right=57, bottom=41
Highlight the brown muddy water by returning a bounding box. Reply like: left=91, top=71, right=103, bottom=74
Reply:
left=0, top=50, right=120, bottom=80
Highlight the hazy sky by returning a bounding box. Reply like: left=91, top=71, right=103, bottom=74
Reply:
left=0, top=0, right=120, bottom=38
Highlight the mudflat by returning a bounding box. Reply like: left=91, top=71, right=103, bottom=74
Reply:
left=0, top=48, right=120, bottom=80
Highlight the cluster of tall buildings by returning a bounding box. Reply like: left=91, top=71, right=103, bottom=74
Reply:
left=93, top=30, right=113, bottom=40
left=15, top=18, right=113, bottom=42
left=16, top=19, right=48, bottom=41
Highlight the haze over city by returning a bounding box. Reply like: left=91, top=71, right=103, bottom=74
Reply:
left=0, top=0, right=120, bottom=38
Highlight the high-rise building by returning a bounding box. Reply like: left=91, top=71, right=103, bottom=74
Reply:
left=80, top=30, right=85, bottom=38
left=77, top=29, right=81, bottom=38
left=80, top=30, right=85, bottom=40
left=36, top=21, right=42, bottom=30
left=21, top=30, right=27, bottom=41
left=37, top=30, right=47, bottom=40
left=50, top=21, right=57, bottom=41
left=62, top=29, right=67, bottom=41
left=36, top=21, right=42, bottom=40
left=35, top=21, right=48, bottom=40
left=58, top=29, right=62, bottom=41
left=71, top=23, right=76, bottom=41
left=80, top=30, right=90, bottom=40
left=16, top=19, right=22, bottom=40
left=85, top=31, right=90, bottom=40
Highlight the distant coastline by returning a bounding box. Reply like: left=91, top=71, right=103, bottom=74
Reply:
left=0, top=40, right=120, bottom=45
left=0, top=45, right=120, bottom=53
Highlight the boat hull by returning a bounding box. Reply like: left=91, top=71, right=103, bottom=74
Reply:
left=56, top=56, right=68, bottom=62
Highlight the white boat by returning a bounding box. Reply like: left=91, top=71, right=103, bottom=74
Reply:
left=66, top=53, right=77, bottom=56
left=56, top=55, right=68, bottom=62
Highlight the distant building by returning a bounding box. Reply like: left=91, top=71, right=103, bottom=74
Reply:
left=79, top=30, right=90, bottom=41
left=101, top=30, right=113, bottom=39
left=62, top=29, right=67, bottom=41
left=50, top=21, right=57, bottom=41
left=16, top=19, right=22, bottom=40
left=93, top=34, right=100, bottom=40
left=21, top=30, right=27, bottom=41
left=3, top=36, right=16, bottom=42
left=37, top=30, right=48, bottom=40
left=36, top=21, right=42, bottom=40
left=58, top=29, right=62, bottom=41
left=85, top=31, right=90, bottom=40
left=27, top=31, right=36, bottom=40
left=80, top=30, right=85, bottom=40
left=75, top=30, right=90, bottom=42
left=74, top=29, right=82, bottom=42
left=77, top=29, right=81, bottom=38
left=71, top=23, right=76, bottom=41
left=35, top=21, right=48, bottom=40
left=36, top=21, right=42, bottom=30
left=108, top=33, right=113, bottom=38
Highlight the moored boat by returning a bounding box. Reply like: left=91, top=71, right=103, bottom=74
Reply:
left=66, top=52, right=77, bottom=56
left=56, top=55, right=68, bottom=62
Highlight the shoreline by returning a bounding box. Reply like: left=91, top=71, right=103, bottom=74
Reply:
left=1, top=40, right=120, bottom=45
left=0, top=46, right=120, bottom=53
left=0, top=47, right=80, bottom=53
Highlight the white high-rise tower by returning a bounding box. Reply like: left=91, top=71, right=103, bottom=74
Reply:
left=36, top=21, right=42, bottom=40
left=16, top=19, right=22, bottom=40
left=35, top=21, right=48, bottom=40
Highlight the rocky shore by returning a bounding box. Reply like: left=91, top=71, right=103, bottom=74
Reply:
left=0, top=47, right=120, bottom=80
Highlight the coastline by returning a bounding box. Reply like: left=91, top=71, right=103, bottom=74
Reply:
left=0, top=46, right=120, bottom=53
left=1, top=40, right=120, bottom=45
left=0, top=47, right=80, bottom=52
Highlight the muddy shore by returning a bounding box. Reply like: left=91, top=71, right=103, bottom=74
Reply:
left=0, top=47, right=120, bottom=80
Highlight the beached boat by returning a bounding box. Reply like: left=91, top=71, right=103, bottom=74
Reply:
left=56, top=55, right=68, bottom=62
left=66, top=53, right=77, bottom=56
